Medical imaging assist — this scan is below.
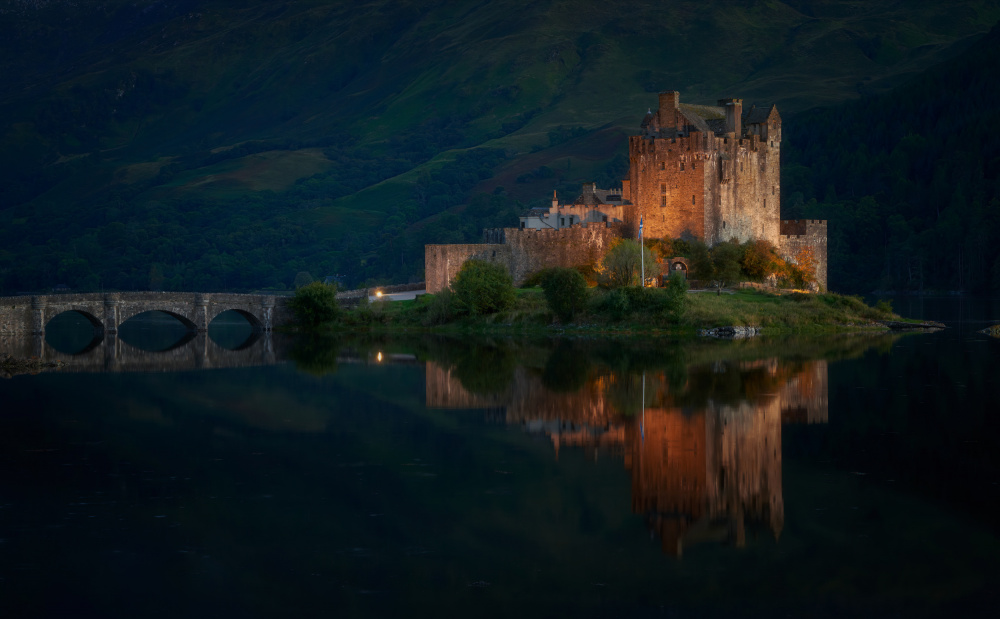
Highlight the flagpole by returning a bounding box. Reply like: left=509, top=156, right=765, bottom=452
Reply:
left=640, top=216, right=645, bottom=287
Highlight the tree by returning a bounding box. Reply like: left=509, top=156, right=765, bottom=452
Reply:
left=293, top=271, right=315, bottom=289
left=541, top=267, right=589, bottom=323
left=740, top=239, right=782, bottom=281
left=710, top=241, right=743, bottom=295
left=289, top=281, right=339, bottom=327
left=451, top=259, right=515, bottom=315
left=598, top=239, right=655, bottom=288
left=688, top=239, right=714, bottom=282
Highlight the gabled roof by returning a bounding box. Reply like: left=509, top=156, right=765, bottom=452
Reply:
left=743, top=104, right=779, bottom=125
left=678, top=108, right=711, bottom=133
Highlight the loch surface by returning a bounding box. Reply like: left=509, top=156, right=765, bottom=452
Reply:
left=1, top=302, right=998, bottom=618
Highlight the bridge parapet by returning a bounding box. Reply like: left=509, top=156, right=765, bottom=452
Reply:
left=0, top=292, right=292, bottom=335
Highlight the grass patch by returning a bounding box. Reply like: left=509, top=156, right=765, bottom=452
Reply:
left=300, top=287, right=900, bottom=335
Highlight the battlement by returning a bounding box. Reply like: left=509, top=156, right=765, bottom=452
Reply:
left=779, top=219, right=827, bottom=237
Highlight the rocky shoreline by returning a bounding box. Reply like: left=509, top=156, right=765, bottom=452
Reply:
left=698, top=326, right=761, bottom=339
left=1, top=354, right=63, bottom=378
left=880, top=320, right=947, bottom=330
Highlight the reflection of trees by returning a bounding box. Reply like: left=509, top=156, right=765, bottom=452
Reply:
left=288, top=336, right=341, bottom=376
left=541, top=341, right=592, bottom=393
left=450, top=344, right=517, bottom=396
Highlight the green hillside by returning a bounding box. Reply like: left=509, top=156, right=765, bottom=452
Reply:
left=782, top=21, right=1000, bottom=293
left=1, top=0, right=998, bottom=292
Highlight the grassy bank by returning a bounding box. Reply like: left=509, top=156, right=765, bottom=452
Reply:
left=305, top=287, right=907, bottom=335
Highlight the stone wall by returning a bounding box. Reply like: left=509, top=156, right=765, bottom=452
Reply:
left=424, top=244, right=510, bottom=294
left=779, top=220, right=828, bottom=291
left=500, top=226, right=620, bottom=284
left=628, top=133, right=708, bottom=240
left=425, top=226, right=621, bottom=293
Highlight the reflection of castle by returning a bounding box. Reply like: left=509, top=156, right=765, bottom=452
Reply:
left=426, top=358, right=828, bottom=556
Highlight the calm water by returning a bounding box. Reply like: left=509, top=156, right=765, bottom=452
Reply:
left=2, top=302, right=999, bottom=617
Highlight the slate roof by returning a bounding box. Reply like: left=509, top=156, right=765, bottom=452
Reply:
left=705, top=118, right=728, bottom=134
left=742, top=105, right=774, bottom=125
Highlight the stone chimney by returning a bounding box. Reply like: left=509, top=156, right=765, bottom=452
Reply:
left=719, top=98, right=742, bottom=136
left=658, top=91, right=680, bottom=129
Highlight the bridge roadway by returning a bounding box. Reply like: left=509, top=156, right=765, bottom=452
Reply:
left=0, top=292, right=293, bottom=335
left=1, top=331, right=286, bottom=373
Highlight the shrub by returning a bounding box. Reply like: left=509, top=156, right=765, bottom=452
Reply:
left=593, top=288, right=631, bottom=321
left=740, top=239, right=782, bottom=281
left=421, top=289, right=456, bottom=326
left=541, top=267, right=589, bottom=322
left=591, top=284, right=685, bottom=322
left=597, top=239, right=656, bottom=288
left=289, top=281, right=339, bottom=328
left=451, top=259, right=516, bottom=316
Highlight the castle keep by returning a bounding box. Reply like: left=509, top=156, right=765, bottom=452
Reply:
left=425, top=91, right=827, bottom=291
left=627, top=92, right=781, bottom=245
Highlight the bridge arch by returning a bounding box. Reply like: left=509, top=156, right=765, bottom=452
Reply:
left=42, top=310, right=106, bottom=355
left=44, top=308, right=105, bottom=333
left=118, top=308, right=198, bottom=332
left=206, top=307, right=265, bottom=332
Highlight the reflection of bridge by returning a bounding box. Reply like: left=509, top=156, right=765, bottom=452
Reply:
left=0, top=292, right=293, bottom=335
left=0, top=332, right=285, bottom=373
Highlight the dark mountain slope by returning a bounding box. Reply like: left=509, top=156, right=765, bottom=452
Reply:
left=782, top=21, right=1000, bottom=293
left=1, top=0, right=998, bottom=291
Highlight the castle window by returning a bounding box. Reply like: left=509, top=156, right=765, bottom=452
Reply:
left=602, top=215, right=608, bottom=223
left=692, top=195, right=696, bottom=205
left=661, top=183, right=666, bottom=194
left=561, top=218, right=565, bottom=226
left=661, top=196, right=666, bottom=207
left=772, top=186, right=775, bottom=195
left=660, top=161, right=665, bottom=170
left=740, top=162, right=743, bottom=172
left=680, top=162, right=685, bottom=171
left=723, top=221, right=726, bottom=229
left=520, top=222, right=525, bottom=229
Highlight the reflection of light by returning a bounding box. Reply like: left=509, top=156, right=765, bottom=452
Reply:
left=377, top=352, right=383, bottom=363
left=375, top=290, right=383, bottom=298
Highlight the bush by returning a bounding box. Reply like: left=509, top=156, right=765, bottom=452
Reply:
left=591, top=284, right=685, bottom=322
left=593, top=288, right=631, bottom=321
left=421, top=289, right=457, bottom=326
left=597, top=239, right=656, bottom=288
left=541, top=267, right=589, bottom=322
left=451, top=259, right=516, bottom=316
left=289, top=281, right=339, bottom=328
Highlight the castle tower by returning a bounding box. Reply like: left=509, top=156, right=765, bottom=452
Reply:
left=626, top=92, right=782, bottom=247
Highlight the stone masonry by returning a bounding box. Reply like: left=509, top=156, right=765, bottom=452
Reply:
left=0, top=292, right=293, bottom=335
left=425, top=225, right=620, bottom=293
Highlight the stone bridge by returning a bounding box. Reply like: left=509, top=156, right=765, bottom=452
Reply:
left=0, top=292, right=293, bottom=335
left=1, top=331, right=287, bottom=373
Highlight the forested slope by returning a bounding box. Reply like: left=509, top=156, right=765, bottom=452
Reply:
left=0, top=0, right=997, bottom=292
left=782, top=22, right=1000, bottom=293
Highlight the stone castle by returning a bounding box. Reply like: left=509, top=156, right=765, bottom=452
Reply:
left=425, top=91, right=827, bottom=292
